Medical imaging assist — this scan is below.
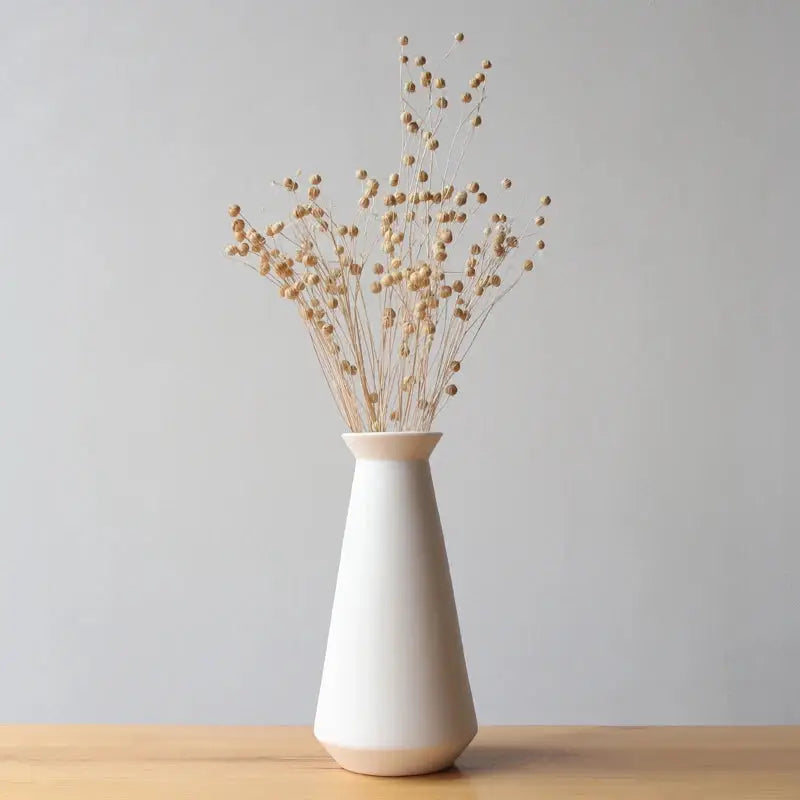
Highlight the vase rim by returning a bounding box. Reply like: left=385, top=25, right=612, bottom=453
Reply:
left=342, top=431, right=442, bottom=460
left=342, top=431, right=443, bottom=437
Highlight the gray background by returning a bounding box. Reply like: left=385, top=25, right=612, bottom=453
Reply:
left=2, top=0, right=798, bottom=724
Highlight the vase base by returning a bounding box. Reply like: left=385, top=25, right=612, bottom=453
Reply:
left=319, top=739, right=470, bottom=776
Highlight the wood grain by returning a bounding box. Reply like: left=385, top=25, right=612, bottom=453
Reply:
left=0, top=725, right=798, bottom=798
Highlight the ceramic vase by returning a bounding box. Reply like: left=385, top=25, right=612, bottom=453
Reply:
left=314, top=432, right=477, bottom=776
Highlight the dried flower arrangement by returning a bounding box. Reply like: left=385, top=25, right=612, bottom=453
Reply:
left=223, top=33, right=551, bottom=432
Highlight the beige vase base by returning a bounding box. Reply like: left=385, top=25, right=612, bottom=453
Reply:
left=321, top=739, right=466, bottom=776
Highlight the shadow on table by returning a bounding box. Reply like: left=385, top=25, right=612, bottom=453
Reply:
left=456, top=742, right=576, bottom=774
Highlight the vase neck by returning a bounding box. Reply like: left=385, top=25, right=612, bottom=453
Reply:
left=342, top=432, right=442, bottom=461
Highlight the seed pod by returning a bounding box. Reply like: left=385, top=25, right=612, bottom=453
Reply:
left=228, top=204, right=240, bottom=217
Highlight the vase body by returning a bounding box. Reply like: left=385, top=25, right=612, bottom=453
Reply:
left=314, top=432, right=477, bottom=776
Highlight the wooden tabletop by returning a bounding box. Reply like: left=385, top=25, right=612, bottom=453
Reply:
left=1, top=725, right=798, bottom=798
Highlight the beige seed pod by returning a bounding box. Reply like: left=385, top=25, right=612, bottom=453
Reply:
left=399, top=54, right=408, bottom=63
left=391, top=231, right=404, bottom=243
left=506, top=236, right=518, bottom=248
left=234, top=230, right=245, bottom=242
left=370, top=281, right=382, bottom=294
left=359, top=196, right=370, bottom=209
left=399, top=34, right=409, bottom=45
left=455, top=32, right=464, bottom=42
left=418, top=170, right=429, bottom=183
left=406, top=120, right=419, bottom=133
left=434, top=77, right=446, bottom=89
left=394, top=191, right=406, bottom=204
left=439, top=285, right=453, bottom=299
left=469, top=77, right=479, bottom=88
left=537, top=240, right=545, bottom=250
left=477, top=192, right=487, bottom=204
left=427, top=138, right=439, bottom=151
left=475, top=72, right=486, bottom=83
left=355, top=168, right=367, bottom=180
left=373, top=262, right=385, bottom=274
left=461, top=92, right=472, bottom=103
left=228, top=204, right=241, bottom=217
left=421, top=319, right=436, bottom=335
left=455, top=212, right=467, bottom=223
left=232, top=219, right=245, bottom=231
left=349, top=225, right=359, bottom=237
left=300, top=306, right=314, bottom=320
left=472, top=115, right=482, bottom=127
left=401, top=111, right=412, bottom=124
left=380, top=274, right=392, bottom=287
left=502, top=178, right=512, bottom=189
left=452, top=279, right=464, bottom=293
left=389, top=172, right=400, bottom=186
left=421, top=71, right=431, bottom=87
left=535, top=216, right=545, bottom=226
left=403, top=153, right=415, bottom=166
left=368, top=391, right=379, bottom=404
left=405, top=81, right=416, bottom=93
left=541, top=195, right=552, bottom=205
left=310, top=173, right=322, bottom=185
left=465, top=266, right=476, bottom=277
left=405, top=210, right=415, bottom=221
left=383, top=194, right=396, bottom=206
left=337, top=225, right=348, bottom=236
left=437, top=94, right=449, bottom=108
left=445, top=384, right=458, bottom=396
left=449, top=360, right=461, bottom=373
left=308, top=186, right=320, bottom=200
left=415, top=55, right=427, bottom=66
left=399, top=343, right=410, bottom=358
left=224, top=244, right=237, bottom=256
left=454, top=191, right=468, bottom=206
left=438, top=228, right=453, bottom=244
left=282, top=177, right=294, bottom=189
left=523, top=259, right=534, bottom=271
left=350, top=364, right=358, bottom=375
left=483, top=59, right=492, bottom=69
left=467, top=182, right=479, bottom=193
left=322, top=323, right=334, bottom=336
left=238, top=242, right=249, bottom=255
left=327, top=297, right=338, bottom=309
left=491, top=274, right=501, bottom=287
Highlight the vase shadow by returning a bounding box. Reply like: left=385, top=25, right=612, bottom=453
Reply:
left=456, top=742, right=577, bottom=773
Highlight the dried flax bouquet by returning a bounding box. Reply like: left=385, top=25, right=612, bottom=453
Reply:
left=223, top=33, right=552, bottom=433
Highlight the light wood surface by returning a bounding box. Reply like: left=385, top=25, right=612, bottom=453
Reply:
left=1, top=725, right=798, bottom=798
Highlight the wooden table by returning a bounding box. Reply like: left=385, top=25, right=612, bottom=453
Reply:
left=1, top=726, right=798, bottom=798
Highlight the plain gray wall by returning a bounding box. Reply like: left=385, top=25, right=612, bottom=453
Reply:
left=2, top=0, right=798, bottom=724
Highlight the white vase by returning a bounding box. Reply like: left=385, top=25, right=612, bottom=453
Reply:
left=314, top=432, right=477, bottom=776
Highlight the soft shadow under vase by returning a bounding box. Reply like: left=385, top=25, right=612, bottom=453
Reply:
left=314, top=432, right=477, bottom=776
